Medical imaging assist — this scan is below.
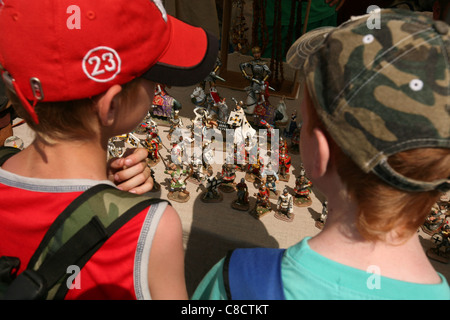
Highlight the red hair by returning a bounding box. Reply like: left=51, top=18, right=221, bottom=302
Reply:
left=303, top=86, right=450, bottom=242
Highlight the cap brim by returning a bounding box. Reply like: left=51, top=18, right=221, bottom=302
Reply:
left=286, top=26, right=335, bottom=70
left=142, top=16, right=219, bottom=87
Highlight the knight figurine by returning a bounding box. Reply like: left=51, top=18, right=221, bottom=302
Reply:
left=275, top=188, right=294, bottom=222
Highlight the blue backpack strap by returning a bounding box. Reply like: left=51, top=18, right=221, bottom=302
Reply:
left=223, top=247, right=286, bottom=300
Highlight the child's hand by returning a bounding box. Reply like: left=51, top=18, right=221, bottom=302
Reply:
left=107, top=148, right=154, bottom=194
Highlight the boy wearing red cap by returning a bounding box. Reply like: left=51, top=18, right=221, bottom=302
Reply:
left=0, top=0, right=218, bottom=299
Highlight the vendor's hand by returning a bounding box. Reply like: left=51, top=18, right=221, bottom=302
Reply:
left=325, top=0, right=346, bottom=11
left=107, top=148, right=154, bottom=194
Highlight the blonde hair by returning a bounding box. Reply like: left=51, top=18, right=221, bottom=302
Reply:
left=303, top=87, right=450, bottom=242
left=7, top=78, right=142, bottom=144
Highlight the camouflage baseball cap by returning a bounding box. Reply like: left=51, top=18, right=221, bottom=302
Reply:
left=287, top=8, right=450, bottom=192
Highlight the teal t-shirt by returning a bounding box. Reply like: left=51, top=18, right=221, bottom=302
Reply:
left=192, top=237, right=450, bottom=300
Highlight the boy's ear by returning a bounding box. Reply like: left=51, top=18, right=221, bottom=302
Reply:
left=96, top=85, right=122, bottom=127
left=310, top=127, right=331, bottom=178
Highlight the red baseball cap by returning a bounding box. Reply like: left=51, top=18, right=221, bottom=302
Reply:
left=0, top=0, right=219, bottom=123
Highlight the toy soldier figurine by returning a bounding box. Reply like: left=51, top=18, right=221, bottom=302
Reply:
left=146, top=119, right=162, bottom=145
left=202, top=111, right=218, bottom=131
left=316, top=200, right=328, bottom=229
left=167, top=110, right=183, bottom=140
left=279, top=137, right=289, bottom=154
left=107, top=136, right=126, bottom=159
left=143, top=133, right=160, bottom=167
left=232, top=178, right=250, bottom=211
left=278, top=146, right=291, bottom=182
left=210, top=95, right=229, bottom=123
left=220, top=163, right=237, bottom=193
left=251, top=184, right=271, bottom=219
left=202, top=136, right=216, bottom=172
left=201, top=169, right=223, bottom=203
left=228, top=98, right=256, bottom=146
left=421, top=204, right=444, bottom=235
left=261, top=163, right=279, bottom=199
left=188, top=158, right=205, bottom=185
left=245, top=157, right=262, bottom=183
left=170, top=138, right=183, bottom=167
left=290, top=123, right=301, bottom=154
left=165, top=163, right=190, bottom=203
left=275, top=188, right=294, bottom=222
left=293, top=174, right=313, bottom=207
left=427, top=221, right=450, bottom=264
left=152, top=83, right=182, bottom=121
left=201, top=56, right=225, bottom=91
left=284, top=111, right=297, bottom=138
left=239, top=46, right=271, bottom=115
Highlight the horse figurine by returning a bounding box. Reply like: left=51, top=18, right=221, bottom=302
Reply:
left=274, top=96, right=289, bottom=127
left=191, top=86, right=209, bottom=109
left=152, top=84, right=181, bottom=119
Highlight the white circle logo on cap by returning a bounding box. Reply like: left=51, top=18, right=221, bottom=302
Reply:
left=82, top=46, right=122, bottom=83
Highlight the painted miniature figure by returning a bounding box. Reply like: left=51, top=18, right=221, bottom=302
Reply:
left=245, top=157, right=262, bottom=183
left=188, top=157, right=205, bottom=186
left=229, top=142, right=247, bottom=172
left=279, top=137, right=289, bottom=154
left=202, top=137, right=216, bottom=172
left=126, top=132, right=141, bottom=149
left=151, top=83, right=182, bottom=122
left=275, top=188, right=294, bottom=222
left=239, top=46, right=272, bottom=116
left=201, top=111, right=219, bottom=138
left=231, top=178, right=250, bottom=211
left=170, top=137, right=183, bottom=167
left=261, top=163, right=279, bottom=199
left=165, top=162, right=191, bottom=203
left=200, top=169, right=223, bottom=203
left=191, top=86, right=212, bottom=110
left=251, top=184, right=271, bottom=219
left=107, top=136, right=126, bottom=159
left=273, top=96, right=289, bottom=129
left=3, top=135, right=24, bottom=150
left=422, top=204, right=445, bottom=235
left=146, top=118, right=162, bottom=145
left=209, top=90, right=229, bottom=123
left=220, top=163, right=238, bottom=193
left=142, top=133, right=160, bottom=167
left=290, top=122, right=301, bottom=154
left=278, top=146, right=291, bottom=182
left=422, top=195, right=450, bottom=235
left=315, top=200, right=328, bottom=230
left=167, top=110, right=183, bottom=140
left=427, top=220, right=450, bottom=264
left=259, top=119, right=275, bottom=139
left=293, top=174, right=313, bottom=207
left=200, top=57, right=225, bottom=91
left=284, top=110, right=297, bottom=138
left=227, top=98, right=256, bottom=146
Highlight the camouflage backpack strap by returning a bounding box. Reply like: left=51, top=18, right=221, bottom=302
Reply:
left=3, top=183, right=169, bottom=300
left=0, top=146, right=20, bottom=166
